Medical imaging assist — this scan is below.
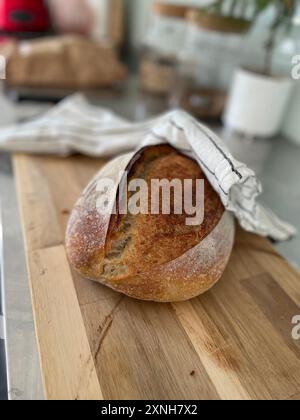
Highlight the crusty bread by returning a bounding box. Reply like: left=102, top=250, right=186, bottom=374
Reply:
left=66, top=145, right=235, bottom=302
left=2, top=36, right=127, bottom=89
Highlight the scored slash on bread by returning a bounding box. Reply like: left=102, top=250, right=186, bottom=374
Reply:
left=66, top=145, right=235, bottom=302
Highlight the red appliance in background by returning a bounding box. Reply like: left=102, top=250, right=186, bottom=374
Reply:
left=0, top=0, right=50, bottom=33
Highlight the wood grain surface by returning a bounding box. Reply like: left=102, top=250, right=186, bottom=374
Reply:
left=13, top=153, right=300, bottom=400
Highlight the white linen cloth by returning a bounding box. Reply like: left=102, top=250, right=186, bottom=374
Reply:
left=0, top=94, right=296, bottom=241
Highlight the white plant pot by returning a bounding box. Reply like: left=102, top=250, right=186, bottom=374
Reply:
left=223, top=68, right=292, bottom=137
left=282, top=83, right=300, bottom=146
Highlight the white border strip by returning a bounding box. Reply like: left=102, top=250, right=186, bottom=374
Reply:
left=0, top=199, right=9, bottom=394
left=0, top=316, right=4, bottom=340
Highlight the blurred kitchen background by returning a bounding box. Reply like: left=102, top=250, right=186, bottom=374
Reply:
left=0, top=0, right=300, bottom=172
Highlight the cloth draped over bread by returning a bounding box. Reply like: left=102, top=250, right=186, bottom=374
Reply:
left=0, top=94, right=295, bottom=242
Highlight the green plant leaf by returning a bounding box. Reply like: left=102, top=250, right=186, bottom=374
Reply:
left=255, top=0, right=273, bottom=12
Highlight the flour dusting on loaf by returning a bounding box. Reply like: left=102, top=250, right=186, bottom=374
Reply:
left=66, top=145, right=235, bottom=302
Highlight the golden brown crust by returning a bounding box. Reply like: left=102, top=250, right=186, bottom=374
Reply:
left=66, top=145, right=235, bottom=302
left=103, top=212, right=235, bottom=302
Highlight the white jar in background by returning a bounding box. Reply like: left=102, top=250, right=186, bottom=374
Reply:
left=181, top=10, right=249, bottom=91
left=139, top=2, right=188, bottom=95
left=173, top=10, right=250, bottom=120
left=283, top=83, right=300, bottom=146
left=224, top=67, right=292, bottom=138
left=144, top=2, right=188, bottom=56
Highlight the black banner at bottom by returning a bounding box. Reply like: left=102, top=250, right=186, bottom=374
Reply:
left=98, top=402, right=201, bottom=416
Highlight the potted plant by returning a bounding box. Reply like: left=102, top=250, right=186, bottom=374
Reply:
left=224, top=0, right=296, bottom=138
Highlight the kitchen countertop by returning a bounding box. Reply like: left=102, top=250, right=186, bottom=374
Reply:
left=0, top=154, right=44, bottom=400
left=0, top=80, right=299, bottom=400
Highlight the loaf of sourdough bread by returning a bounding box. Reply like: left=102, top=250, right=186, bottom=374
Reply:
left=66, top=145, right=235, bottom=302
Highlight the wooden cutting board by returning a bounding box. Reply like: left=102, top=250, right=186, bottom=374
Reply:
left=13, top=153, right=300, bottom=401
